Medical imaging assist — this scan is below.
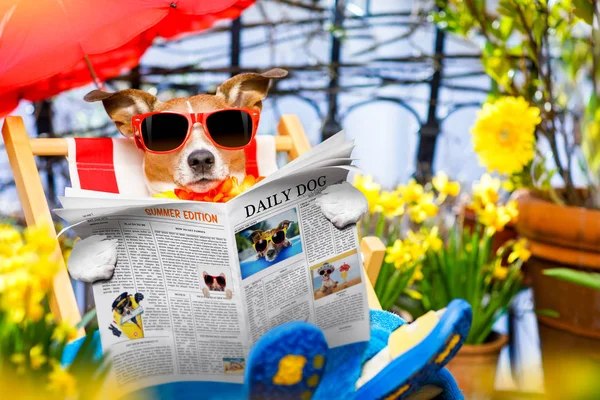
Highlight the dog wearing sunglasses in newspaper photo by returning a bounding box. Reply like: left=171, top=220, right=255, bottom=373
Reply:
left=66, top=69, right=367, bottom=284
left=201, top=271, right=233, bottom=299
left=316, top=262, right=338, bottom=295
left=249, top=220, right=292, bottom=262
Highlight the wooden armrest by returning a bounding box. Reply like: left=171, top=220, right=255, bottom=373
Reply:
left=29, top=136, right=295, bottom=156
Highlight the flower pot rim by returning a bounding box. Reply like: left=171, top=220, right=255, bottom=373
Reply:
left=514, top=188, right=600, bottom=216
left=460, top=332, right=508, bottom=355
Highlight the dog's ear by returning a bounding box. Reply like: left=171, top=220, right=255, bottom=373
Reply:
left=219, top=273, right=226, bottom=278
left=249, top=230, right=264, bottom=242
left=84, top=89, right=158, bottom=138
left=216, top=69, right=288, bottom=109
left=278, top=220, right=292, bottom=230
left=203, top=271, right=208, bottom=277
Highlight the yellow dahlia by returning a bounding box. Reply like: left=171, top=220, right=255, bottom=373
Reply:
left=471, top=97, right=540, bottom=174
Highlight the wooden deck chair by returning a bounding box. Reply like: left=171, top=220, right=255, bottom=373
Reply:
left=2, top=114, right=385, bottom=332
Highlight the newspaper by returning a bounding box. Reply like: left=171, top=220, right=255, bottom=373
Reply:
left=54, top=132, right=370, bottom=397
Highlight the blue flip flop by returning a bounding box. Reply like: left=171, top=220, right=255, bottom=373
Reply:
left=245, top=321, right=329, bottom=400
left=355, top=299, right=472, bottom=400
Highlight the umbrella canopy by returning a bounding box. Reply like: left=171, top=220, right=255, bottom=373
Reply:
left=0, top=0, right=255, bottom=116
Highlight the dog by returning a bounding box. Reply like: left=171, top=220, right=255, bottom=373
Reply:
left=202, top=271, right=233, bottom=299
left=67, top=69, right=368, bottom=284
left=249, top=220, right=292, bottom=262
left=317, top=262, right=338, bottom=295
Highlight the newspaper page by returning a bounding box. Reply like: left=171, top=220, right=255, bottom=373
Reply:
left=56, top=201, right=249, bottom=397
left=228, top=166, right=370, bottom=348
left=53, top=132, right=370, bottom=396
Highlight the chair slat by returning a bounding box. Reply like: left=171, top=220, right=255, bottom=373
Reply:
left=2, top=117, right=83, bottom=332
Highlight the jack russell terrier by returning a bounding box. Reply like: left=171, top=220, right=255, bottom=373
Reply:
left=249, top=220, right=292, bottom=262
left=67, top=69, right=367, bottom=283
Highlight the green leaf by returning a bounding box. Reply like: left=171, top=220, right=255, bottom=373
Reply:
left=573, top=0, right=594, bottom=25
left=536, top=309, right=561, bottom=318
left=543, top=268, right=600, bottom=290
left=76, top=308, right=98, bottom=330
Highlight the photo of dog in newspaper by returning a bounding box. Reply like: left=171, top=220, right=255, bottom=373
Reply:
left=311, top=250, right=362, bottom=300
left=109, top=291, right=145, bottom=340
left=201, top=269, right=233, bottom=299
left=236, top=208, right=303, bottom=279
left=223, top=357, right=246, bottom=374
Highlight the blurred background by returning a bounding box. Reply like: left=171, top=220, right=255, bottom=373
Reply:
left=1, top=0, right=493, bottom=215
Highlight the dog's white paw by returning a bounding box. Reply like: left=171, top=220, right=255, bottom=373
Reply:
left=68, top=235, right=118, bottom=283
left=202, top=287, right=210, bottom=297
left=316, top=182, right=368, bottom=229
left=226, top=289, right=233, bottom=299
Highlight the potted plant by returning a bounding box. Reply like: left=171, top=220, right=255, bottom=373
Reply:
left=434, top=0, right=600, bottom=338
left=354, top=172, right=528, bottom=397
left=384, top=175, right=526, bottom=399
left=0, top=224, right=108, bottom=398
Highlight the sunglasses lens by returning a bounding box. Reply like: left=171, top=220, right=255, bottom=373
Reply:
left=272, top=230, right=286, bottom=244
left=204, top=275, right=214, bottom=285
left=319, top=270, right=325, bottom=275
left=216, top=276, right=226, bottom=286
left=206, top=110, right=253, bottom=148
left=255, top=240, right=267, bottom=253
left=141, top=114, right=189, bottom=152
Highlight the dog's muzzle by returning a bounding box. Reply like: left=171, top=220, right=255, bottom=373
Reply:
left=187, top=150, right=215, bottom=173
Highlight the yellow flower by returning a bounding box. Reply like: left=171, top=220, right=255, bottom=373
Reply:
left=471, top=96, right=540, bottom=174
left=374, top=190, right=405, bottom=219
left=492, top=260, right=509, bottom=280
left=398, top=179, right=424, bottom=204
left=48, top=363, right=77, bottom=398
left=30, top=344, right=47, bottom=370
left=471, top=174, right=501, bottom=211
left=353, top=175, right=382, bottom=213
left=385, top=239, right=411, bottom=269
left=10, top=353, right=25, bottom=365
left=477, top=202, right=512, bottom=236
left=432, top=172, right=461, bottom=203
left=424, top=227, right=443, bottom=252
left=508, top=238, right=531, bottom=263
left=408, top=192, right=439, bottom=223
left=153, top=191, right=178, bottom=199
left=504, top=200, right=519, bottom=223
left=405, top=288, right=423, bottom=300
left=52, top=321, right=78, bottom=343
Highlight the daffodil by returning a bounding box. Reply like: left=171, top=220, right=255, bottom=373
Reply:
left=508, top=238, right=531, bottom=263
left=477, top=202, right=512, bottom=236
left=408, top=192, right=439, bottom=223
left=471, top=96, right=540, bottom=174
left=492, top=260, right=509, bottom=280
left=385, top=239, right=411, bottom=269
left=471, top=174, right=501, bottom=211
left=432, top=172, right=461, bottom=203
left=47, top=362, right=77, bottom=398
left=424, top=227, right=443, bottom=252
left=30, top=344, right=47, bottom=370
left=398, top=179, right=424, bottom=204
left=353, top=174, right=382, bottom=213
left=374, top=190, right=405, bottom=219
left=52, top=321, right=78, bottom=343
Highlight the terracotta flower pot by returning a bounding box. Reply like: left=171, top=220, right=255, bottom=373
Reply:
left=514, top=189, right=600, bottom=339
left=446, top=332, right=508, bottom=400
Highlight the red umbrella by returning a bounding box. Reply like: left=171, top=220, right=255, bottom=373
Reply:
left=0, top=0, right=255, bottom=116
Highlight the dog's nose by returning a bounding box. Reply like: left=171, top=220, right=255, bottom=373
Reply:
left=187, top=150, right=215, bottom=172
left=266, top=249, right=276, bottom=258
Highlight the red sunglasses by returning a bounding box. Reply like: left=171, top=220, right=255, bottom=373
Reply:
left=131, top=108, right=260, bottom=154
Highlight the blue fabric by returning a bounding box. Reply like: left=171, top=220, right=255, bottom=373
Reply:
left=426, top=368, right=464, bottom=400
left=245, top=321, right=329, bottom=399
left=62, top=306, right=467, bottom=400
